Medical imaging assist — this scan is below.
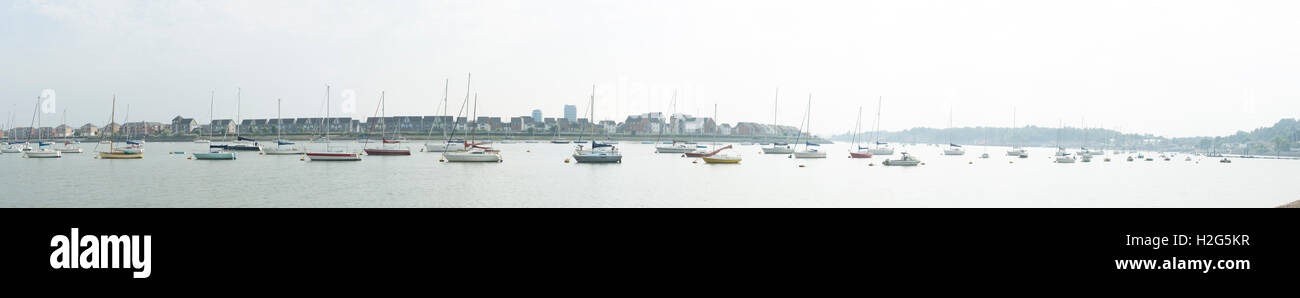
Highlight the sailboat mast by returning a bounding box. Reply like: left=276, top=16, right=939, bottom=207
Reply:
left=463, top=73, right=473, bottom=142
left=324, top=85, right=330, bottom=139
left=236, top=88, right=241, bottom=137
left=437, top=78, right=449, bottom=140
left=771, top=88, right=779, bottom=139
left=853, top=106, right=862, bottom=148
left=276, top=98, right=282, bottom=141
left=874, top=96, right=883, bottom=144
left=469, top=93, right=478, bottom=143
left=109, top=95, right=116, bottom=151
left=208, top=91, right=214, bottom=140
left=28, top=96, right=38, bottom=143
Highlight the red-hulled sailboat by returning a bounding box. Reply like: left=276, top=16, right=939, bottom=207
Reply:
left=362, top=91, right=411, bottom=156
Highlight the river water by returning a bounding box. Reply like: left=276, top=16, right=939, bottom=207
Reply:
left=1, top=141, right=1293, bottom=207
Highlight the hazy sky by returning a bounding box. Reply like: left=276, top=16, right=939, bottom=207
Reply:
left=2, top=0, right=1298, bottom=137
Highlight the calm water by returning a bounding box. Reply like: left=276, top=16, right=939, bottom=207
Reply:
left=1, top=142, right=1295, bottom=207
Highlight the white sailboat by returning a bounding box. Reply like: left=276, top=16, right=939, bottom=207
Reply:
left=942, top=108, right=965, bottom=156
left=24, top=95, right=61, bottom=158
left=424, top=79, right=467, bottom=153
left=572, top=85, right=622, bottom=163
left=791, top=94, right=826, bottom=159
left=264, top=98, right=304, bottom=155
left=194, top=92, right=214, bottom=144
left=1005, top=107, right=1027, bottom=157
left=761, top=88, right=794, bottom=154
left=54, top=109, right=82, bottom=153
left=443, top=74, right=501, bottom=163
left=867, top=96, right=894, bottom=156
left=1054, top=120, right=1075, bottom=163
left=654, top=91, right=692, bottom=154
left=444, top=94, right=502, bottom=162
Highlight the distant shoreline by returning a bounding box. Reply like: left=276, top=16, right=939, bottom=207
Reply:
left=1279, top=200, right=1300, bottom=208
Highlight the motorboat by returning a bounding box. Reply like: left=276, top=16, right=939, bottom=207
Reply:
left=943, top=145, right=966, bottom=156
left=882, top=152, right=921, bottom=166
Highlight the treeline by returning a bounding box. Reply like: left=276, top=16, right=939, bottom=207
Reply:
left=830, top=118, right=1300, bottom=154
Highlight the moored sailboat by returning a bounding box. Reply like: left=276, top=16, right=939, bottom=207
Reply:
left=701, top=145, right=742, bottom=164
left=848, top=106, right=872, bottom=158
left=306, top=86, right=361, bottom=161
left=98, top=95, right=143, bottom=159
left=362, top=92, right=411, bottom=156
left=791, top=94, right=826, bottom=159
left=866, top=97, right=894, bottom=156
left=572, top=85, right=622, bottom=163
left=263, top=99, right=304, bottom=155
left=442, top=74, right=501, bottom=163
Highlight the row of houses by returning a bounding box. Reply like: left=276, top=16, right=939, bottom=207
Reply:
left=1, top=113, right=806, bottom=139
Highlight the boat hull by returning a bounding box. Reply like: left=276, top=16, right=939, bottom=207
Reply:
left=1, top=149, right=21, bottom=153
left=848, top=152, right=873, bottom=158
left=655, top=146, right=692, bottom=153
left=56, top=148, right=83, bottom=153
left=684, top=151, right=712, bottom=158
left=702, top=156, right=741, bottom=164
left=761, top=147, right=794, bottom=154
left=263, top=148, right=304, bottom=155
left=867, top=148, right=894, bottom=155
left=193, top=152, right=237, bottom=160
left=793, top=151, right=827, bottom=159
left=423, top=143, right=466, bottom=152
left=98, top=152, right=143, bottom=159
left=364, top=148, right=412, bottom=156
left=225, top=145, right=262, bottom=151
left=307, top=152, right=362, bottom=161
left=943, top=149, right=965, bottom=155
left=573, top=153, right=623, bottom=163
left=443, top=152, right=501, bottom=162
left=25, top=151, right=62, bottom=158
left=882, top=160, right=920, bottom=166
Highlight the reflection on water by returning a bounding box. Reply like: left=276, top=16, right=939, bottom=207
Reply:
left=0, top=142, right=1294, bottom=207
